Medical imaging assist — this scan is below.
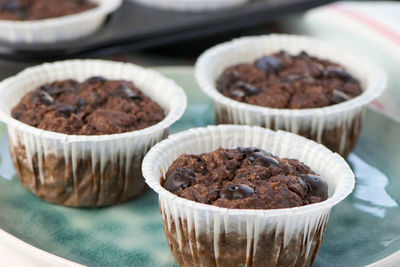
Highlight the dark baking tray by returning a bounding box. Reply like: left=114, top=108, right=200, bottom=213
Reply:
left=0, top=0, right=335, bottom=61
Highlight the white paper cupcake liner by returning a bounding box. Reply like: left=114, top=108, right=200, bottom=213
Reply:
left=142, top=125, right=355, bottom=266
left=129, top=0, right=248, bottom=12
left=0, top=0, right=122, bottom=44
left=0, top=59, right=187, bottom=207
left=195, top=34, right=387, bottom=156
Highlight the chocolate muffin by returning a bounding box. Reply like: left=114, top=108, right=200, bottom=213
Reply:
left=8, top=76, right=167, bottom=206
left=143, top=125, right=355, bottom=267
left=0, top=60, right=188, bottom=207
left=0, top=0, right=97, bottom=21
left=196, top=35, right=386, bottom=158
left=11, top=77, right=165, bottom=135
left=162, top=146, right=330, bottom=267
left=217, top=51, right=362, bottom=109
left=163, top=146, right=327, bottom=209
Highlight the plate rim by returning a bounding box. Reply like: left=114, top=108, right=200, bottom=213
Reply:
left=0, top=227, right=84, bottom=266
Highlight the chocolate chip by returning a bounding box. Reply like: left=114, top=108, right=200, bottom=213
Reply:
left=297, top=51, right=310, bottom=59
left=229, top=81, right=259, bottom=98
left=113, top=85, right=141, bottom=100
left=332, top=89, right=351, bottom=104
left=164, top=168, right=196, bottom=192
left=40, top=85, right=66, bottom=96
left=238, top=147, right=269, bottom=156
left=86, top=76, right=106, bottom=84
left=30, top=90, right=53, bottom=106
left=239, top=147, right=279, bottom=168
left=39, top=85, right=51, bottom=91
left=255, top=56, right=282, bottom=74
left=325, top=67, right=354, bottom=81
left=245, top=150, right=278, bottom=166
left=226, top=150, right=238, bottom=160
left=252, top=154, right=279, bottom=168
left=220, top=184, right=254, bottom=200
left=229, top=87, right=246, bottom=98
left=300, top=174, right=328, bottom=198
left=277, top=50, right=292, bottom=60
left=76, top=98, right=87, bottom=110
left=296, top=177, right=310, bottom=193
left=54, top=105, right=77, bottom=118
left=237, top=147, right=253, bottom=154
left=1, top=0, right=21, bottom=13
left=216, top=69, right=240, bottom=92
left=61, top=85, right=76, bottom=94
left=241, top=82, right=259, bottom=94
left=12, top=111, right=22, bottom=120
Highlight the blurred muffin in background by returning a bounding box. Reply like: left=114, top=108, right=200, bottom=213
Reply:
left=0, top=0, right=97, bottom=20
left=0, top=0, right=122, bottom=43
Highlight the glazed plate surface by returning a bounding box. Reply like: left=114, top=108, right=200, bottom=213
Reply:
left=0, top=67, right=399, bottom=266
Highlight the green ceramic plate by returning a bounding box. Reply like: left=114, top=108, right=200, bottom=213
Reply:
left=0, top=67, right=399, bottom=266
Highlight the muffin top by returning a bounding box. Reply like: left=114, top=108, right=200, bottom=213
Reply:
left=11, top=77, right=165, bottom=135
left=163, top=147, right=328, bottom=210
left=0, top=0, right=97, bottom=21
left=216, top=51, right=363, bottom=109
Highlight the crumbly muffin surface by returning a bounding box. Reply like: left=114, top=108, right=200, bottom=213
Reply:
left=216, top=51, right=363, bottom=109
left=11, top=77, right=165, bottom=135
left=163, top=147, right=328, bottom=209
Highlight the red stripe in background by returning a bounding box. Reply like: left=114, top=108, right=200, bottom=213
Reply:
left=370, top=100, right=384, bottom=111
left=330, top=3, right=400, bottom=46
